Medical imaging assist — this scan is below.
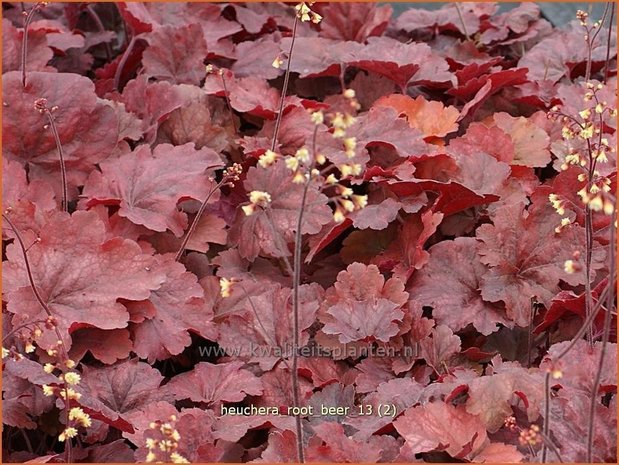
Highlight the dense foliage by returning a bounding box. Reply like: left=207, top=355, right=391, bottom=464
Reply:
left=2, top=2, right=617, bottom=463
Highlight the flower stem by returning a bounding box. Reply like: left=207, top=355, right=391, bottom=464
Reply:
left=175, top=180, right=224, bottom=262
left=219, top=71, right=238, bottom=135
left=603, top=3, right=615, bottom=83
left=113, top=33, right=136, bottom=91
left=586, top=205, right=616, bottom=462
left=541, top=372, right=551, bottom=463
left=2, top=214, right=73, bottom=463
left=43, top=111, right=68, bottom=213
left=85, top=4, right=112, bottom=61
left=454, top=3, right=470, bottom=41
left=270, top=15, right=299, bottom=152
left=21, top=2, right=46, bottom=88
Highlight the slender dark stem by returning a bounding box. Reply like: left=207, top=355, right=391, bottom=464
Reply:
left=584, top=205, right=594, bottom=344
left=527, top=298, right=536, bottom=368
left=19, top=429, right=33, bottom=454
left=237, top=282, right=292, bottom=372
left=21, top=3, right=45, bottom=87
left=288, top=126, right=318, bottom=465
left=290, top=153, right=315, bottom=465
left=603, top=3, right=615, bottom=83
left=43, top=111, right=68, bottom=213
left=586, top=207, right=616, bottom=462
left=555, top=275, right=614, bottom=361
left=589, top=3, right=610, bottom=54
left=3, top=214, right=73, bottom=463
left=268, top=11, right=302, bottom=461
left=85, top=4, right=112, bottom=61
left=175, top=180, right=224, bottom=262
left=219, top=72, right=238, bottom=135
left=64, top=388, right=72, bottom=464
left=585, top=3, right=610, bottom=82
left=270, top=15, right=298, bottom=152
left=541, top=372, right=551, bottom=463
left=264, top=208, right=294, bottom=277
left=2, top=319, right=47, bottom=343
left=4, top=214, right=55, bottom=322
left=113, top=33, right=136, bottom=91
left=454, top=3, right=470, bottom=41
left=538, top=430, right=564, bottom=463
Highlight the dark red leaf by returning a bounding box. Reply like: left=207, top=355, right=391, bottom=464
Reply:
left=82, top=143, right=223, bottom=236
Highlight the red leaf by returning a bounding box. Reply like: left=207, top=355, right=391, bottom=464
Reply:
left=519, top=24, right=611, bottom=83
left=451, top=150, right=511, bottom=196
left=78, top=359, right=167, bottom=433
left=142, top=23, right=207, bottom=85
left=345, top=378, right=424, bottom=440
left=351, top=197, right=401, bottom=230
left=3, top=211, right=164, bottom=351
left=2, top=373, right=53, bottom=429
left=82, top=142, right=223, bottom=236
left=2, top=18, right=53, bottom=74
left=411, top=237, right=508, bottom=335
left=479, top=3, right=541, bottom=44
left=420, top=325, right=461, bottom=371
left=229, top=159, right=332, bottom=260
left=69, top=328, right=132, bottom=365
left=448, top=122, right=515, bottom=164
left=323, top=298, right=404, bottom=344
left=319, top=263, right=408, bottom=343
left=545, top=388, right=616, bottom=462
left=378, top=177, right=499, bottom=217
left=476, top=192, right=603, bottom=326
left=119, top=75, right=183, bottom=143
left=256, top=430, right=299, bottom=463
left=318, top=3, right=392, bottom=42
left=216, top=282, right=322, bottom=370
left=306, top=218, right=353, bottom=264
left=465, top=364, right=543, bottom=432
left=394, top=3, right=493, bottom=36
left=394, top=401, right=488, bottom=458
left=450, top=68, right=529, bottom=101
left=128, top=254, right=217, bottom=362
left=371, top=210, right=444, bottom=283
left=3, top=71, right=120, bottom=196
left=156, top=83, right=237, bottom=154
left=203, top=69, right=280, bottom=118
left=231, top=37, right=282, bottom=80
left=541, top=340, right=617, bottom=393
left=2, top=157, right=56, bottom=237
left=535, top=278, right=613, bottom=335
left=165, top=361, right=263, bottom=406
left=347, top=37, right=453, bottom=89
left=305, top=422, right=387, bottom=462
left=121, top=401, right=178, bottom=446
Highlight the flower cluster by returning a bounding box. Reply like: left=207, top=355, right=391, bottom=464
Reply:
left=61, top=407, right=92, bottom=441
left=242, top=190, right=272, bottom=216
left=144, top=415, right=189, bottom=463
left=519, top=424, right=542, bottom=447
left=42, top=368, right=90, bottom=442
left=503, top=416, right=544, bottom=448
left=219, top=277, right=236, bottom=298
left=548, top=81, right=616, bottom=220
left=222, top=163, right=243, bottom=188
left=295, top=2, right=322, bottom=24
left=249, top=91, right=368, bottom=224
left=2, top=314, right=58, bottom=361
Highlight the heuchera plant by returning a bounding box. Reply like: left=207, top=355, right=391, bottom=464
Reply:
left=1, top=1, right=617, bottom=463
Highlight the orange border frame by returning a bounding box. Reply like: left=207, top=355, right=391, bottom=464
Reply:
left=0, top=1, right=617, bottom=464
